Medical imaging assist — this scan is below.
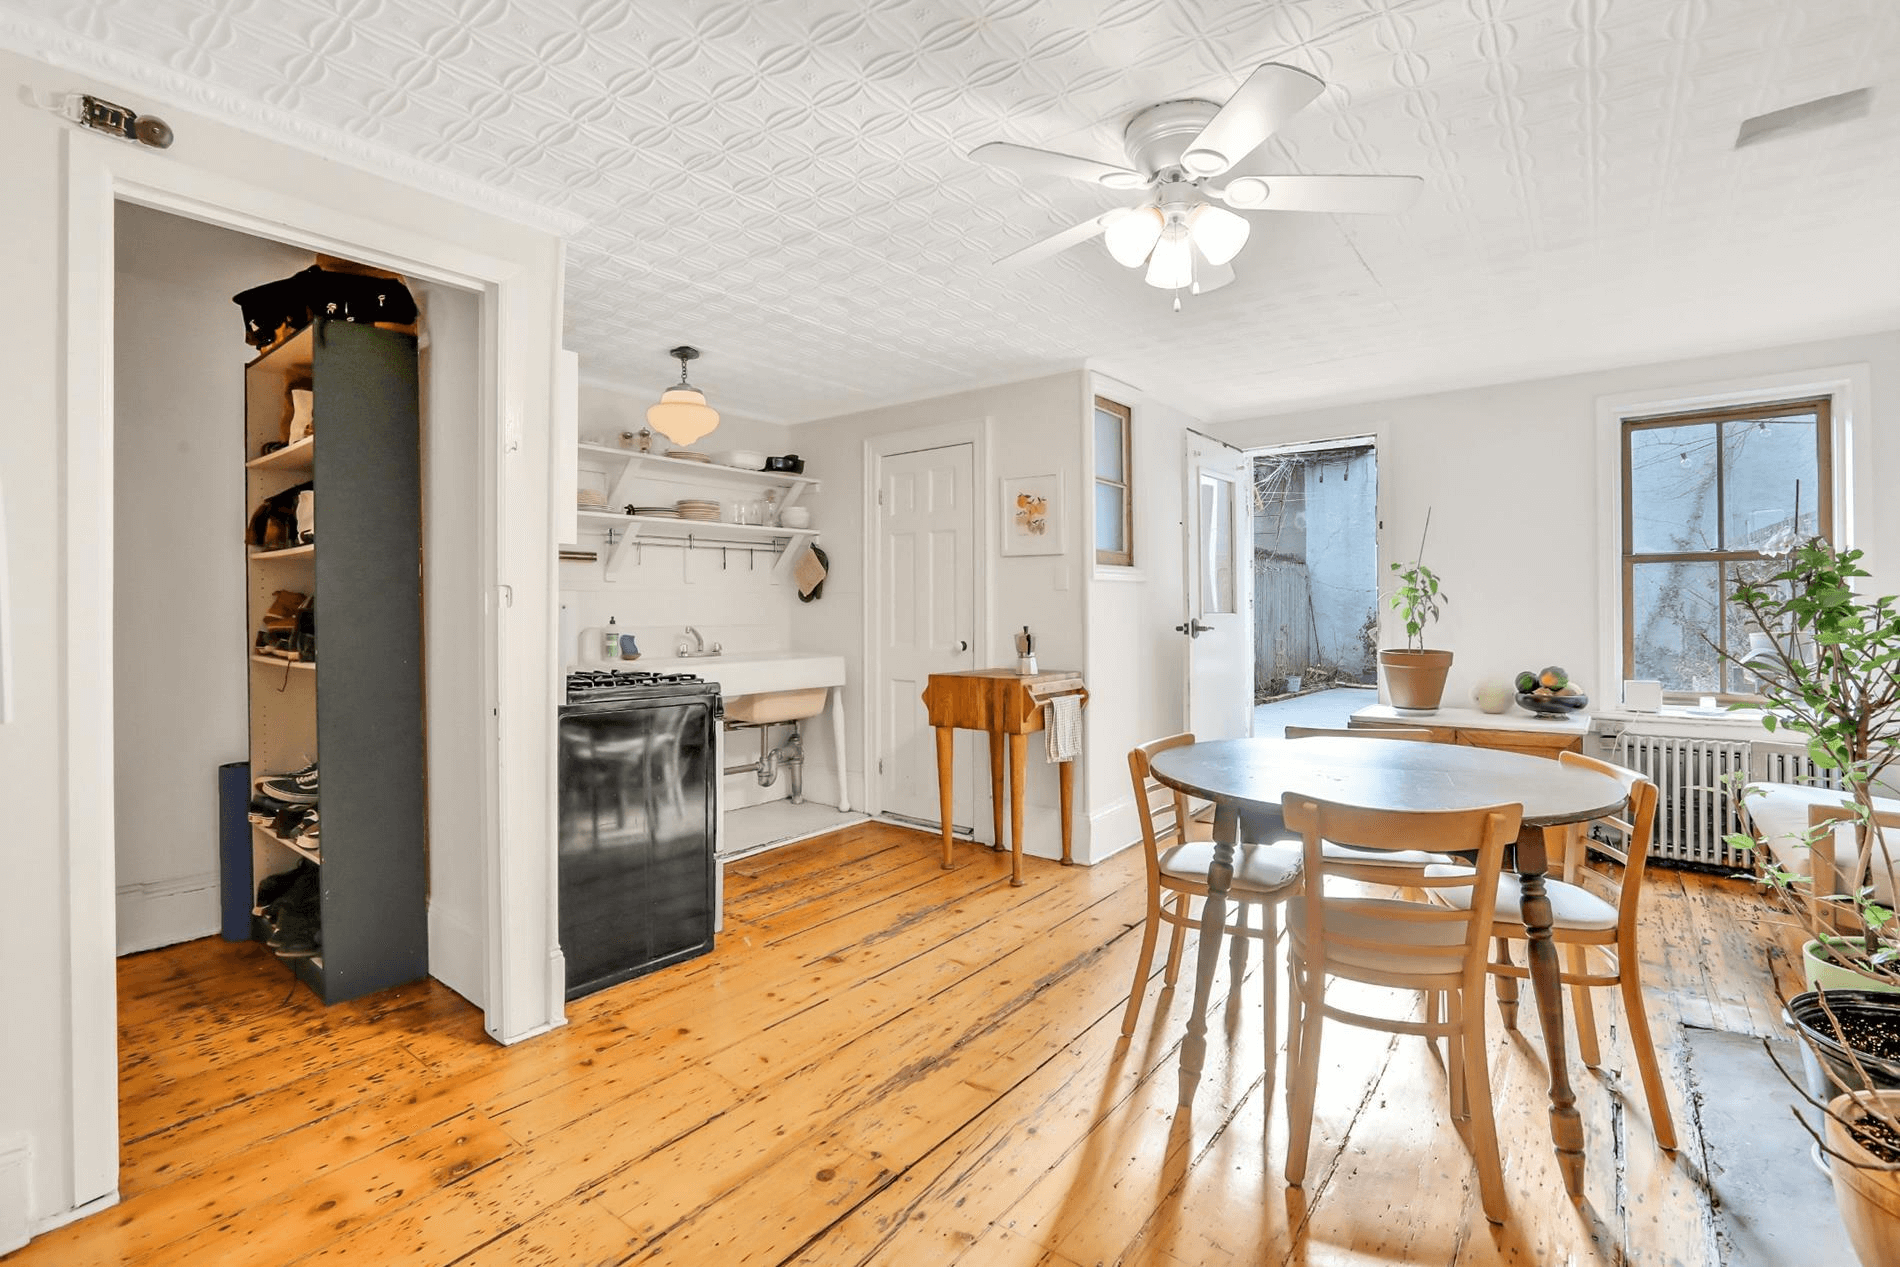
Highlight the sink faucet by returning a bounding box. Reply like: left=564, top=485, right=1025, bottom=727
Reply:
left=678, top=626, right=723, bottom=658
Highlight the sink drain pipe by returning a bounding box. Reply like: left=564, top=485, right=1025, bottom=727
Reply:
left=724, top=721, right=806, bottom=803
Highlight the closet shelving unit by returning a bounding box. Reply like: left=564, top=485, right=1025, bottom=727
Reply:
left=244, top=319, right=427, bottom=1005
left=574, top=443, right=821, bottom=578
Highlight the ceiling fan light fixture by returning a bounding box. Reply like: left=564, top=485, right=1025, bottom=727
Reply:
left=1187, top=203, right=1250, bottom=266
left=1103, top=205, right=1165, bottom=268
left=1181, top=147, right=1228, bottom=176
left=1223, top=176, right=1270, bottom=208
left=646, top=346, right=721, bottom=445
left=1144, top=226, right=1195, bottom=290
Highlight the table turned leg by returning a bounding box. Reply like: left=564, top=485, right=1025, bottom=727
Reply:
left=989, top=729, right=1007, bottom=853
left=1007, top=730, right=1027, bottom=887
left=1179, top=800, right=1238, bottom=1107
left=1520, top=824, right=1585, bottom=1198
left=1058, top=758, right=1075, bottom=866
left=935, top=726, right=955, bottom=871
left=1493, top=937, right=1520, bottom=1030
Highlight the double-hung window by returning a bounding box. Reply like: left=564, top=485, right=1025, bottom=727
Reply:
left=1621, top=396, right=1831, bottom=698
left=1094, top=396, right=1134, bottom=567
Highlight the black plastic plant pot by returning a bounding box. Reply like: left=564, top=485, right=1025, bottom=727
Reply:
left=1788, top=990, right=1900, bottom=1111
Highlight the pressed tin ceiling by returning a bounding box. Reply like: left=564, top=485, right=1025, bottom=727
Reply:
left=5, top=0, right=1900, bottom=423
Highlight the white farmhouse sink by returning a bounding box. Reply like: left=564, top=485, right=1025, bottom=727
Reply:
left=646, top=651, right=845, bottom=698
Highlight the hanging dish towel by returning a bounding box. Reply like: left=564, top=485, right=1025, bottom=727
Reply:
left=1043, top=694, right=1082, bottom=762
left=793, top=543, right=828, bottom=600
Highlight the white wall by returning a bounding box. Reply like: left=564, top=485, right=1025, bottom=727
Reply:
left=1082, top=374, right=1196, bottom=860
left=563, top=382, right=801, bottom=811
left=788, top=372, right=1090, bottom=852
left=1211, top=330, right=1900, bottom=709
left=0, top=46, right=564, bottom=1238
left=111, top=210, right=308, bottom=955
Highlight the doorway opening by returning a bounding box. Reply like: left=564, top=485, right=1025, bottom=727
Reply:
left=110, top=200, right=488, bottom=1178
left=1249, top=437, right=1379, bottom=730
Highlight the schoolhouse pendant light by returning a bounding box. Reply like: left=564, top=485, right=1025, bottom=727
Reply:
left=646, top=346, right=720, bottom=446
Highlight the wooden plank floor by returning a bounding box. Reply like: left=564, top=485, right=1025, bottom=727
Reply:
left=11, top=822, right=1802, bottom=1266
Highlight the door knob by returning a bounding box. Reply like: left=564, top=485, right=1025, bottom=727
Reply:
left=951, top=639, right=969, bottom=652
left=1175, top=619, right=1213, bottom=638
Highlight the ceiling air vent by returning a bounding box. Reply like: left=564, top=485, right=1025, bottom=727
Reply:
left=1735, top=88, right=1872, bottom=149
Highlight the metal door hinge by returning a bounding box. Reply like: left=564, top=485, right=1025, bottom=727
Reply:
left=878, top=759, right=884, bottom=774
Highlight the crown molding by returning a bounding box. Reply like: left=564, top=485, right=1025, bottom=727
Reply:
left=0, top=11, right=588, bottom=239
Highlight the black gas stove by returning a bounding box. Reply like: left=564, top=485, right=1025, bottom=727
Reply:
left=564, top=668, right=714, bottom=705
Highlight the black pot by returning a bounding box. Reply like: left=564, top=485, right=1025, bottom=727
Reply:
left=1787, top=990, right=1900, bottom=1111
left=765, top=454, right=805, bottom=474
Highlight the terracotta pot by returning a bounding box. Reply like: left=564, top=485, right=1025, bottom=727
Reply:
left=1378, top=649, right=1453, bottom=712
left=1826, top=1089, right=1900, bottom=1265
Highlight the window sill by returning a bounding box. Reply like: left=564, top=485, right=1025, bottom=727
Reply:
left=1595, top=704, right=1779, bottom=733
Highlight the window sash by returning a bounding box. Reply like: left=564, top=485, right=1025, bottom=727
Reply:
left=1620, top=396, right=1831, bottom=700
left=1094, top=396, right=1133, bottom=567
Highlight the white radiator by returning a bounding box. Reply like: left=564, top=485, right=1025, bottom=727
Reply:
left=1607, top=733, right=1845, bottom=867
left=1613, top=733, right=1752, bottom=867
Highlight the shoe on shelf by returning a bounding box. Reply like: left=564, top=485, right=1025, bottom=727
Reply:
left=256, top=763, right=318, bottom=805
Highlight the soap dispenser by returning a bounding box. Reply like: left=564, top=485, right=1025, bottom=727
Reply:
left=601, top=616, right=621, bottom=661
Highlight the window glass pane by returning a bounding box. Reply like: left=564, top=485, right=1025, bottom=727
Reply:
left=1724, top=559, right=1791, bottom=694
left=1629, top=423, right=1718, bottom=553
left=1094, top=408, right=1125, bottom=482
left=1199, top=472, right=1235, bottom=614
left=1722, top=413, right=1820, bottom=550
left=1094, top=482, right=1125, bottom=556
left=1631, top=561, right=1721, bottom=691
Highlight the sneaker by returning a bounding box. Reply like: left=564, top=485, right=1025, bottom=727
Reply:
left=257, top=763, right=318, bottom=805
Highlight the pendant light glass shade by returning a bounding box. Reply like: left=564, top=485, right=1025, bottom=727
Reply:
left=1102, top=206, right=1164, bottom=268
left=1187, top=203, right=1250, bottom=266
left=1144, top=226, right=1195, bottom=290
left=646, top=386, right=719, bottom=445
left=647, top=346, right=721, bottom=445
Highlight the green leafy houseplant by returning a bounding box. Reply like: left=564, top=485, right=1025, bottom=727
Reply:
left=1716, top=537, right=1900, bottom=1257
left=1378, top=510, right=1452, bottom=710
left=1721, top=538, right=1900, bottom=970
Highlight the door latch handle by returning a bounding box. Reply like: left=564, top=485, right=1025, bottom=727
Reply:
left=951, top=639, right=969, bottom=653
left=1175, top=619, right=1213, bottom=638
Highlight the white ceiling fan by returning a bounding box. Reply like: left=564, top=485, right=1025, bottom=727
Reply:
left=972, top=64, right=1422, bottom=305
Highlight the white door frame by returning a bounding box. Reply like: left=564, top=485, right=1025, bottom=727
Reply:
left=860, top=419, right=992, bottom=820
left=59, top=131, right=557, bottom=1211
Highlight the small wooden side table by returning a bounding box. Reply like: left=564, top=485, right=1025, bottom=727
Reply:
left=921, top=669, right=1088, bottom=886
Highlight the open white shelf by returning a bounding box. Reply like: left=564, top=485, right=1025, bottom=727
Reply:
left=246, top=435, right=314, bottom=472
left=575, top=509, right=819, bottom=579
left=578, top=444, right=818, bottom=494
left=252, top=820, right=321, bottom=866
left=249, top=543, right=314, bottom=562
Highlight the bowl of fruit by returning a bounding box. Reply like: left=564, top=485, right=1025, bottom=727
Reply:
left=1515, top=666, right=1587, bottom=717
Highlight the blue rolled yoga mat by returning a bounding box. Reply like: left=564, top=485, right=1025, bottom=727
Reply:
left=218, top=761, right=251, bottom=941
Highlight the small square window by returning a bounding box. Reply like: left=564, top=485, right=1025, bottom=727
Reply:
left=1094, top=397, right=1132, bottom=567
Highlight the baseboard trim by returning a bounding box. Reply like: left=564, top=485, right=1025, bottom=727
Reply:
left=115, top=871, right=220, bottom=955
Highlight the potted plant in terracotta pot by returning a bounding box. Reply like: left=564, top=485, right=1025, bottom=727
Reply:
left=1379, top=510, right=1451, bottom=712
left=1717, top=537, right=1900, bottom=1261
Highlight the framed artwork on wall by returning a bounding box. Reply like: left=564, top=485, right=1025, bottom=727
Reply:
left=1001, top=474, right=1063, bottom=556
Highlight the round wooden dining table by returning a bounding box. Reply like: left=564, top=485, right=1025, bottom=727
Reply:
left=1148, top=735, right=1628, bottom=1200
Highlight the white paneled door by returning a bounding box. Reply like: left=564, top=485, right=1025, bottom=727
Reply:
left=1182, top=432, right=1255, bottom=740
left=877, top=443, right=976, bottom=829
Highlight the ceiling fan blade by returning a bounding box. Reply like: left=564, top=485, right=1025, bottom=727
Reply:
left=1214, top=173, right=1423, bottom=214
left=1182, top=63, right=1325, bottom=177
left=993, top=213, right=1116, bottom=270
left=1192, top=257, right=1236, bottom=295
left=970, top=141, right=1147, bottom=189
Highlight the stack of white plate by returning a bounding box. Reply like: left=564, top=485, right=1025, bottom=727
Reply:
left=629, top=505, right=680, bottom=519
left=576, top=489, right=607, bottom=509
left=676, top=499, right=720, bottom=522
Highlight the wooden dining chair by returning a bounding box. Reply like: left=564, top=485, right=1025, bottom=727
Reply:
left=1282, top=726, right=1461, bottom=883
left=1424, top=751, right=1676, bottom=1149
left=1121, top=735, right=1302, bottom=1048
left=1283, top=794, right=1523, bottom=1224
